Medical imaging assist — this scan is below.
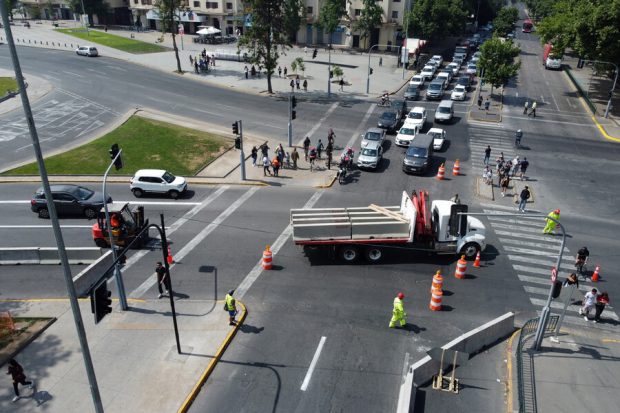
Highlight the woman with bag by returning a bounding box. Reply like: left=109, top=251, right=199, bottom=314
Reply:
left=7, top=359, right=34, bottom=402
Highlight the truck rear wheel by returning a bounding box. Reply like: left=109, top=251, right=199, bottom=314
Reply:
left=339, top=246, right=359, bottom=263
left=365, top=246, right=383, bottom=263
left=460, top=242, right=480, bottom=259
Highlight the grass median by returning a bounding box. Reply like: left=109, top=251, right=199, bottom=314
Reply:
left=56, top=28, right=168, bottom=54
left=2, top=116, right=232, bottom=176
left=0, top=77, right=18, bottom=95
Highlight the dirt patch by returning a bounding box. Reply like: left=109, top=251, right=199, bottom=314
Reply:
left=0, top=318, right=56, bottom=366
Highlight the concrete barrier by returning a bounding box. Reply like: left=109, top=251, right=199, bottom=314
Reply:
left=73, top=250, right=114, bottom=297
left=0, top=247, right=102, bottom=265
left=397, top=312, right=515, bottom=413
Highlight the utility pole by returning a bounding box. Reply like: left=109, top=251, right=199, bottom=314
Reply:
left=239, top=120, right=245, bottom=180
left=328, top=33, right=332, bottom=97
left=1, top=6, right=102, bottom=412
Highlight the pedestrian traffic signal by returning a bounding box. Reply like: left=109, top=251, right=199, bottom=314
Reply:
left=292, top=110, right=296, bottom=120
left=369, top=67, right=373, bottom=75
left=312, top=49, right=317, bottom=59
left=232, top=121, right=239, bottom=135
left=109, top=143, right=123, bottom=170
left=291, top=95, right=297, bottom=108
left=91, top=279, right=112, bottom=324
left=234, top=137, right=241, bottom=149
left=577, top=59, right=585, bottom=69
left=330, top=70, right=334, bottom=78
left=551, top=280, right=562, bottom=299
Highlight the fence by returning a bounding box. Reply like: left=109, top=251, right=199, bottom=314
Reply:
left=516, top=315, right=559, bottom=413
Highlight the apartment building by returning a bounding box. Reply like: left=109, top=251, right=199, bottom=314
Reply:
left=18, top=0, right=132, bottom=25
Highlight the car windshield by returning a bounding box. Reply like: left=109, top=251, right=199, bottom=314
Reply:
left=399, top=128, right=416, bottom=136
left=429, top=84, right=441, bottom=90
left=468, top=64, right=477, bottom=69
left=408, top=112, right=423, bottom=120
left=365, top=132, right=381, bottom=141
left=381, top=112, right=397, bottom=120
left=438, top=107, right=451, bottom=114
left=458, top=78, right=469, bottom=84
left=162, top=171, right=176, bottom=183
left=412, top=76, right=421, bottom=82
left=455, top=86, right=465, bottom=92
left=72, top=186, right=94, bottom=200
left=361, top=148, right=378, bottom=157
left=423, top=67, right=433, bottom=72
left=406, top=147, right=428, bottom=158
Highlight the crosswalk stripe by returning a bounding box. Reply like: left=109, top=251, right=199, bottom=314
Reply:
left=470, top=143, right=515, bottom=151
left=523, top=285, right=551, bottom=296
left=489, top=217, right=545, bottom=229
left=508, top=255, right=565, bottom=267
left=480, top=203, right=543, bottom=213
left=494, top=230, right=564, bottom=244
left=498, top=238, right=570, bottom=252
left=504, top=246, right=573, bottom=261
left=489, top=222, right=547, bottom=234
left=517, top=275, right=592, bottom=292
left=487, top=213, right=543, bottom=223
left=530, top=298, right=619, bottom=320
left=513, top=264, right=564, bottom=276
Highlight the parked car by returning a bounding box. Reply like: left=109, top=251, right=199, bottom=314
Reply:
left=409, top=75, right=424, bottom=86
left=465, top=64, right=478, bottom=75
left=360, top=127, right=386, bottom=148
left=377, top=110, right=400, bottom=133
left=420, top=66, right=435, bottom=80
left=451, top=84, right=467, bottom=100
left=76, top=46, right=99, bottom=57
left=446, top=62, right=460, bottom=76
left=427, top=128, right=446, bottom=150
left=395, top=125, right=419, bottom=147
left=403, top=106, right=427, bottom=130
left=31, top=184, right=111, bottom=219
left=130, top=169, right=188, bottom=199
left=404, top=84, right=421, bottom=101
left=357, top=141, right=383, bottom=170
left=457, top=75, right=472, bottom=91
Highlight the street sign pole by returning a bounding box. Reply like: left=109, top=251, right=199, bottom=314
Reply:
left=288, top=93, right=293, bottom=147
left=550, top=283, right=577, bottom=343
left=239, top=120, right=246, bottom=180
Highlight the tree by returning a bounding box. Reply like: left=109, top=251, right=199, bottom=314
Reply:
left=492, top=6, right=519, bottom=37
left=238, top=0, right=302, bottom=93
left=478, top=37, right=521, bottom=94
left=2, top=0, right=19, bottom=20
left=332, top=65, right=344, bottom=80
left=317, top=0, right=347, bottom=48
left=283, top=0, right=304, bottom=43
left=290, top=57, right=305, bottom=74
left=406, top=0, right=469, bottom=40
left=354, top=0, right=383, bottom=49
left=154, top=0, right=182, bottom=73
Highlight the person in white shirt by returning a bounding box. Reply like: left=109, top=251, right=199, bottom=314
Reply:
left=580, top=288, right=598, bottom=321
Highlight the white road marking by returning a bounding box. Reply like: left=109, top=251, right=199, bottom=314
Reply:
left=500, top=115, right=597, bottom=127
left=524, top=285, right=554, bottom=296
left=488, top=222, right=546, bottom=234
left=479, top=203, right=542, bottom=213
left=494, top=230, right=563, bottom=244
left=298, top=102, right=339, bottom=145
left=513, top=264, right=558, bottom=276
left=397, top=352, right=413, bottom=413
left=62, top=71, right=83, bottom=78
left=0, top=225, right=93, bottom=229
left=503, top=246, right=572, bottom=260
left=0, top=200, right=31, bottom=204
left=300, top=336, right=327, bottom=391
left=106, top=66, right=127, bottom=72
left=498, top=238, right=569, bottom=252
left=235, top=190, right=323, bottom=299
left=345, top=103, right=376, bottom=149
left=508, top=255, right=565, bottom=267
left=517, top=274, right=594, bottom=293
left=129, top=186, right=257, bottom=298
left=112, top=201, right=202, bottom=206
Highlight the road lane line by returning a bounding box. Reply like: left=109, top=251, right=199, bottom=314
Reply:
left=129, top=187, right=258, bottom=298
left=297, top=102, right=339, bottom=145
left=235, top=190, right=323, bottom=299
left=112, top=201, right=202, bottom=206
left=0, top=201, right=31, bottom=204
left=300, top=336, right=327, bottom=391
left=122, top=186, right=229, bottom=271
left=397, top=352, right=413, bottom=413
left=0, top=225, right=94, bottom=228
left=62, top=71, right=83, bottom=78
left=345, top=103, right=376, bottom=149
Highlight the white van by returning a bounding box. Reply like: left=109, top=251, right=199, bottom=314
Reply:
left=434, top=100, right=454, bottom=123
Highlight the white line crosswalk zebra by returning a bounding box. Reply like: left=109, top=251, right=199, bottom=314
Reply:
left=481, top=203, right=617, bottom=331
left=468, top=124, right=517, bottom=173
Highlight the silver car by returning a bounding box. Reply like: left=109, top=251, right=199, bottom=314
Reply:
left=360, top=127, right=385, bottom=148
left=357, top=141, right=383, bottom=170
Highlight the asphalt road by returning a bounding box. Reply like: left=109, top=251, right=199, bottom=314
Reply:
left=1, top=22, right=619, bottom=412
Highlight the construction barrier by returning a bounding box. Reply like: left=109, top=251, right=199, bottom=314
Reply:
left=429, top=289, right=443, bottom=311
left=262, top=245, right=273, bottom=270
left=436, top=163, right=445, bottom=180
left=592, top=265, right=600, bottom=282
left=454, top=255, right=467, bottom=279
left=431, top=270, right=443, bottom=293
left=452, top=159, right=460, bottom=176
left=473, top=251, right=481, bottom=268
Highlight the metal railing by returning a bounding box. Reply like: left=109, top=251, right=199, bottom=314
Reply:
left=516, top=315, right=559, bottom=413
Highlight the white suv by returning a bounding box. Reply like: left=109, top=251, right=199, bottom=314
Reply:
left=130, top=169, right=187, bottom=199
left=404, top=107, right=427, bottom=130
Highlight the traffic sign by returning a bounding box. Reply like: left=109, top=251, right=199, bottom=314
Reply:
left=551, top=266, right=557, bottom=283
left=178, top=24, right=184, bottom=36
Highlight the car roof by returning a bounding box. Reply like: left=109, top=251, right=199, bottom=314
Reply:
left=362, top=141, right=382, bottom=150
left=410, top=106, right=425, bottom=113
left=428, top=128, right=444, bottom=134
left=381, top=110, right=397, bottom=116
left=134, top=169, right=167, bottom=177
left=366, top=127, right=384, bottom=134
left=36, top=184, right=82, bottom=193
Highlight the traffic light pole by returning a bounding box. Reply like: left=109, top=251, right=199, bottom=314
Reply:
left=239, top=120, right=246, bottom=181
left=102, top=150, right=128, bottom=311
left=160, top=214, right=182, bottom=354
left=288, top=94, right=293, bottom=147
left=550, top=283, right=577, bottom=343
left=327, top=37, right=332, bottom=98
left=366, top=44, right=393, bottom=94
left=1, top=7, right=103, bottom=412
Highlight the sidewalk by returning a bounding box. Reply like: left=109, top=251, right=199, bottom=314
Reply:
left=0, top=298, right=244, bottom=412
left=0, top=68, right=53, bottom=116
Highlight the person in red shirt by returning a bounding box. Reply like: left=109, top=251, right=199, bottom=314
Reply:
left=594, top=292, right=610, bottom=323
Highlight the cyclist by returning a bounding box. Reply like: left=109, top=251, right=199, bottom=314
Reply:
left=380, top=93, right=390, bottom=106
left=308, top=147, right=317, bottom=171
left=575, top=246, right=589, bottom=272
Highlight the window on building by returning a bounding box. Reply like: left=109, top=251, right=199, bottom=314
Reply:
left=193, top=1, right=199, bottom=6
left=226, top=2, right=233, bottom=9
left=211, top=2, right=218, bottom=7
left=392, top=11, right=398, bottom=19
left=354, top=9, right=361, bottom=16
left=307, top=6, right=313, bottom=14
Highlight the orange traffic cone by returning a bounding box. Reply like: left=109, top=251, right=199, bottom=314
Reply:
left=436, top=163, right=445, bottom=180
left=452, top=159, right=461, bottom=176
left=429, top=289, right=443, bottom=311
left=591, top=265, right=600, bottom=282
left=262, top=245, right=273, bottom=270
left=431, top=270, right=443, bottom=293
left=473, top=251, right=481, bottom=268
left=454, top=255, right=467, bottom=279
left=167, top=246, right=174, bottom=265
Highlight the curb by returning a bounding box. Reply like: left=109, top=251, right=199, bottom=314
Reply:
left=315, top=173, right=338, bottom=188
left=0, top=317, right=56, bottom=367
left=177, top=300, right=248, bottom=413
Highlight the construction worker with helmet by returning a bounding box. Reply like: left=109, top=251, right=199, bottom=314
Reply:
left=389, top=292, right=407, bottom=328
left=543, top=209, right=560, bottom=234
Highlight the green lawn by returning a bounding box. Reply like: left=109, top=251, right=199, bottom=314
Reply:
left=0, top=77, right=18, bottom=95
left=3, top=116, right=232, bottom=176
left=56, top=28, right=168, bottom=54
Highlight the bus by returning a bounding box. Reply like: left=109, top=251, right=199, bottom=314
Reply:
left=522, top=19, right=533, bottom=33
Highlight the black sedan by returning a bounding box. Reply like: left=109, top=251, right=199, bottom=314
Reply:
left=404, top=85, right=421, bottom=100
left=31, top=184, right=112, bottom=219
left=377, top=111, right=400, bottom=133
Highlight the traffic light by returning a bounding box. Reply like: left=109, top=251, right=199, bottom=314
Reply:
left=551, top=280, right=562, bottom=299
left=312, top=49, right=317, bottom=59
left=330, top=70, right=334, bottom=78
left=577, top=58, right=585, bottom=69
left=292, top=110, right=296, bottom=120
left=91, top=279, right=112, bottom=324
left=234, top=137, right=241, bottom=149
left=232, top=121, right=239, bottom=135
left=369, top=67, right=373, bottom=75
left=109, top=143, right=123, bottom=170
left=292, top=95, right=297, bottom=108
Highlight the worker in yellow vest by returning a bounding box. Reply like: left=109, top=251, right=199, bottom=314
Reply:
left=543, top=209, right=560, bottom=234
left=225, top=290, right=237, bottom=326
left=389, top=292, right=407, bottom=328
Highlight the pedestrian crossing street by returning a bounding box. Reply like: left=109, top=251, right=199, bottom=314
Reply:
left=481, top=203, right=618, bottom=332
left=468, top=123, right=517, bottom=173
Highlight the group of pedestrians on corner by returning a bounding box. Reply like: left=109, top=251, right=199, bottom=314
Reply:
left=477, top=95, right=491, bottom=110
left=249, top=143, right=294, bottom=177
left=303, top=130, right=337, bottom=171
left=190, top=49, right=216, bottom=74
